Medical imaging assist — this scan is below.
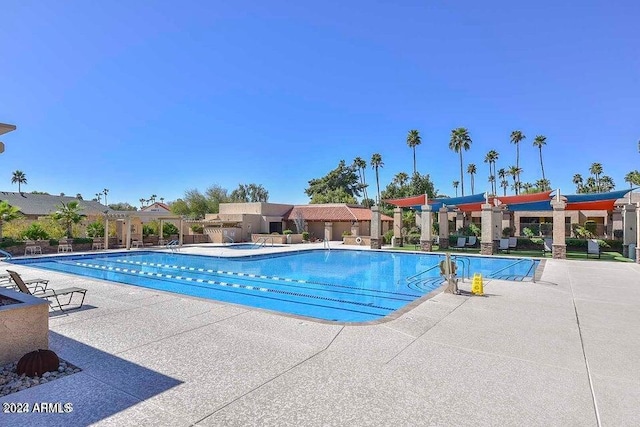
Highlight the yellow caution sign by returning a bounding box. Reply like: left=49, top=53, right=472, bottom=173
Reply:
left=472, top=273, right=484, bottom=295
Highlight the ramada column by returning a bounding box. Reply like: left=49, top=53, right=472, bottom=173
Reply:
left=420, top=204, right=433, bottom=251
left=324, top=222, right=333, bottom=242
left=438, top=207, right=449, bottom=249
left=393, top=207, right=403, bottom=247
left=622, top=204, right=636, bottom=257
left=455, top=211, right=465, bottom=233
left=636, top=202, right=640, bottom=263
left=370, top=206, right=382, bottom=249
left=551, top=199, right=567, bottom=259
left=480, top=203, right=495, bottom=255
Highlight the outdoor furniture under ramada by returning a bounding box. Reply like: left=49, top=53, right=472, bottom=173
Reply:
left=24, top=240, right=43, bottom=256
left=58, top=238, right=73, bottom=253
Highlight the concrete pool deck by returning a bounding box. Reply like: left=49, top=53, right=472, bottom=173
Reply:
left=0, top=244, right=638, bottom=426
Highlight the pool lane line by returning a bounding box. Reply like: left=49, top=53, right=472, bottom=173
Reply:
left=72, top=261, right=399, bottom=312
left=108, top=258, right=423, bottom=298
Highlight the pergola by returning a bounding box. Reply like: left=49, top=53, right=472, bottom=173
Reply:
left=104, top=211, right=184, bottom=250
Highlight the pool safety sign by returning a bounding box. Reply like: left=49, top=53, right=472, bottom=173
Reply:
left=472, top=273, right=484, bottom=295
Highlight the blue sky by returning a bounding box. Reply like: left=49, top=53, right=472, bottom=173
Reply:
left=1, top=1, right=638, bottom=207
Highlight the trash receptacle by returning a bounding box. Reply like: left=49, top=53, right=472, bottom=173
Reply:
left=629, top=244, right=636, bottom=260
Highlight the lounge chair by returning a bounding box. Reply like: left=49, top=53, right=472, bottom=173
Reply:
left=454, top=236, right=467, bottom=250
left=587, top=239, right=601, bottom=259
left=7, top=270, right=86, bottom=311
left=92, top=238, right=104, bottom=250
left=498, top=238, right=510, bottom=253
left=542, top=238, right=553, bottom=256
left=466, top=236, right=477, bottom=248
left=2, top=272, right=49, bottom=293
left=58, top=238, right=73, bottom=253
left=508, top=237, right=518, bottom=251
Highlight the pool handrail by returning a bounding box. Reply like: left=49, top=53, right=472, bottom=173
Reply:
left=404, top=263, right=442, bottom=285
left=0, top=249, right=12, bottom=260
left=488, top=258, right=537, bottom=283
left=451, top=255, right=471, bottom=281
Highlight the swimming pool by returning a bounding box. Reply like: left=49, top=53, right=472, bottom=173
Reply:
left=11, top=250, right=539, bottom=322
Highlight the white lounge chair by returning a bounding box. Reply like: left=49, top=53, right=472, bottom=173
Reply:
left=543, top=238, right=553, bottom=256
left=498, top=238, right=510, bottom=253
left=24, top=240, right=43, bottom=256
left=587, top=239, right=601, bottom=259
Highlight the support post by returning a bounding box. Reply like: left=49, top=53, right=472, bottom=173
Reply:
left=438, top=207, right=450, bottom=249
left=370, top=206, right=382, bottom=249
left=324, top=222, right=333, bottom=242
left=393, top=207, right=403, bottom=247
left=420, top=205, right=433, bottom=251
left=104, top=217, right=109, bottom=250
left=622, top=204, right=636, bottom=257
left=480, top=203, right=495, bottom=255
left=551, top=199, right=567, bottom=259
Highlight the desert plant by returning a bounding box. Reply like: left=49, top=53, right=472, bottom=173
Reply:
left=341, top=230, right=351, bottom=236
left=584, top=220, right=597, bottom=235
left=163, top=223, right=179, bottom=236
left=86, top=220, right=105, bottom=238
left=383, top=229, right=394, bottom=244
left=23, top=223, right=50, bottom=240
left=502, top=227, right=513, bottom=238
left=190, top=224, right=204, bottom=234
left=283, top=229, right=293, bottom=235
left=302, top=231, right=309, bottom=241
left=51, top=201, right=85, bottom=237
left=468, top=223, right=481, bottom=237
left=522, top=227, right=535, bottom=238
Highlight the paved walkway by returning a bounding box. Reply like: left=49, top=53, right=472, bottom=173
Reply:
left=0, top=248, right=638, bottom=426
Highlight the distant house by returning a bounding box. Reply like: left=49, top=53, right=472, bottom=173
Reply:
left=141, top=202, right=172, bottom=214
left=0, top=191, right=113, bottom=220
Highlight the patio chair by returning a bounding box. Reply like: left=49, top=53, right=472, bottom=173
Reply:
left=508, top=237, right=518, bottom=251
left=587, top=239, right=601, bottom=259
left=466, top=236, right=477, bottom=248
left=454, top=236, right=467, bottom=250
left=7, top=270, right=86, bottom=311
left=498, top=238, right=510, bottom=253
left=542, top=238, right=553, bottom=256
left=58, top=238, right=73, bottom=253
left=92, top=238, right=104, bottom=250
left=24, top=240, right=43, bottom=256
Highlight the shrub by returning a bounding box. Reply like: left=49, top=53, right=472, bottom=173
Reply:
left=302, top=231, right=309, bottom=241
left=502, top=227, right=513, bottom=238
left=86, top=221, right=105, bottom=238
left=143, top=224, right=156, bottom=237
left=283, top=229, right=293, bottom=235
left=190, top=224, right=204, bottom=234
left=406, top=233, right=421, bottom=245
left=522, top=227, right=536, bottom=238
left=383, top=230, right=394, bottom=244
left=163, top=223, right=179, bottom=236
left=468, top=223, right=481, bottom=237
left=572, top=224, right=594, bottom=239
left=23, top=223, right=50, bottom=240
left=0, top=237, right=23, bottom=248
left=341, top=230, right=351, bottom=237
left=584, top=220, right=597, bottom=235
left=539, top=223, right=552, bottom=236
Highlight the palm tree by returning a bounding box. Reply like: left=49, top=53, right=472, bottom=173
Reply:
left=139, top=198, right=146, bottom=209
left=0, top=201, right=22, bottom=239
left=590, top=163, right=603, bottom=192
left=532, top=135, right=547, bottom=181
left=522, top=182, right=533, bottom=193
left=573, top=174, right=583, bottom=193
left=52, top=201, right=85, bottom=238
left=498, top=168, right=507, bottom=186
left=150, top=194, right=157, bottom=204
left=449, top=128, right=472, bottom=196
left=535, top=179, right=551, bottom=192
left=11, top=170, right=27, bottom=193
left=467, top=163, right=477, bottom=194
left=406, top=130, right=422, bottom=175
left=394, top=172, right=409, bottom=187
left=484, top=150, right=499, bottom=194
left=452, top=180, right=460, bottom=197
left=103, top=188, right=109, bottom=206
left=370, top=153, right=384, bottom=204
left=353, top=157, right=369, bottom=206
left=600, top=176, right=615, bottom=192
left=508, top=165, right=520, bottom=194
left=95, top=193, right=102, bottom=203
left=510, top=130, right=526, bottom=171
left=488, top=175, right=495, bottom=194
left=624, top=171, right=640, bottom=188
left=500, top=180, right=509, bottom=196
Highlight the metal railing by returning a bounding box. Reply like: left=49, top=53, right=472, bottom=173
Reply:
left=166, top=240, right=180, bottom=252
left=0, top=249, right=12, bottom=260
left=488, top=258, right=537, bottom=283
left=323, top=240, right=331, bottom=251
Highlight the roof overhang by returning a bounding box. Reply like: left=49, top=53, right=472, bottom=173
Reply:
left=0, top=123, right=16, bottom=136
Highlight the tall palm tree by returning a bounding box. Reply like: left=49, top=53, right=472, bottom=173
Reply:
left=488, top=175, right=495, bottom=194
left=467, top=163, right=477, bottom=194
left=103, top=188, right=109, bottom=206
left=11, top=170, right=27, bottom=193
left=394, top=172, right=409, bottom=187
left=624, top=171, right=640, bottom=188
left=95, top=193, right=102, bottom=203
left=52, top=201, right=86, bottom=238
left=522, top=182, right=533, bottom=193
left=508, top=165, right=520, bottom=194
left=406, top=130, right=422, bottom=175
left=589, top=163, right=603, bottom=192
left=449, top=128, right=472, bottom=196
left=139, top=198, right=146, bottom=209
left=484, top=150, right=499, bottom=194
left=532, top=135, right=547, bottom=181
left=353, top=157, right=369, bottom=206
left=370, top=153, right=384, bottom=205
left=150, top=194, right=157, bottom=204
left=452, top=180, right=460, bottom=197
left=0, top=201, right=22, bottom=239
left=510, top=130, right=526, bottom=172
left=498, top=168, right=507, bottom=186
left=572, top=174, right=583, bottom=193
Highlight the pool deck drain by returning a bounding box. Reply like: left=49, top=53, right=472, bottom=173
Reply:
left=0, top=243, right=638, bottom=426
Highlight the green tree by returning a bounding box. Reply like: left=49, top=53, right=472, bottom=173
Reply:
left=204, top=185, right=230, bottom=213
left=370, top=153, right=384, bottom=204
left=51, top=201, right=85, bottom=238
left=108, top=202, right=138, bottom=211
left=310, top=188, right=357, bottom=204
left=306, top=160, right=361, bottom=202
left=452, top=180, right=459, bottom=197
left=590, top=163, right=603, bottom=192
left=23, top=222, right=50, bottom=240
left=449, top=128, right=472, bottom=196
left=532, top=135, right=547, bottom=181
left=169, top=199, right=190, bottom=216
left=624, top=171, right=640, bottom=188
left=406, top=129, right=422, bottom=175
left=229, top=183, right=269, bottom=202
left=86, top=220, right=105, bottom=237
left=500, top=180, right=509, bottom=196
left=11, top=170, right=27, bottom=193
left=380, top=172, right=436, bottom=210
left=393, top=172, right=409, bottom=188
left=510, top=130, right=526, bottom=172
left=0, top=201, right=22, bottom=239
left=467, top=163, right=477, bottom=194
left=102, top=188, right=109, bottom=206
left=573, top=174, right=583, bottom=193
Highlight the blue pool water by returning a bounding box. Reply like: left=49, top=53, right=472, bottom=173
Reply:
left=11, top=250, right=539, bottom=322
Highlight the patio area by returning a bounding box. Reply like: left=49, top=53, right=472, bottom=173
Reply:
left=0, top=245, right=638, bottom=426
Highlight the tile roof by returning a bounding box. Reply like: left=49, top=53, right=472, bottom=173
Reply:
left=0, top=191, right=114, bottom=216
left=284, top=204, right=393, bottom=222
